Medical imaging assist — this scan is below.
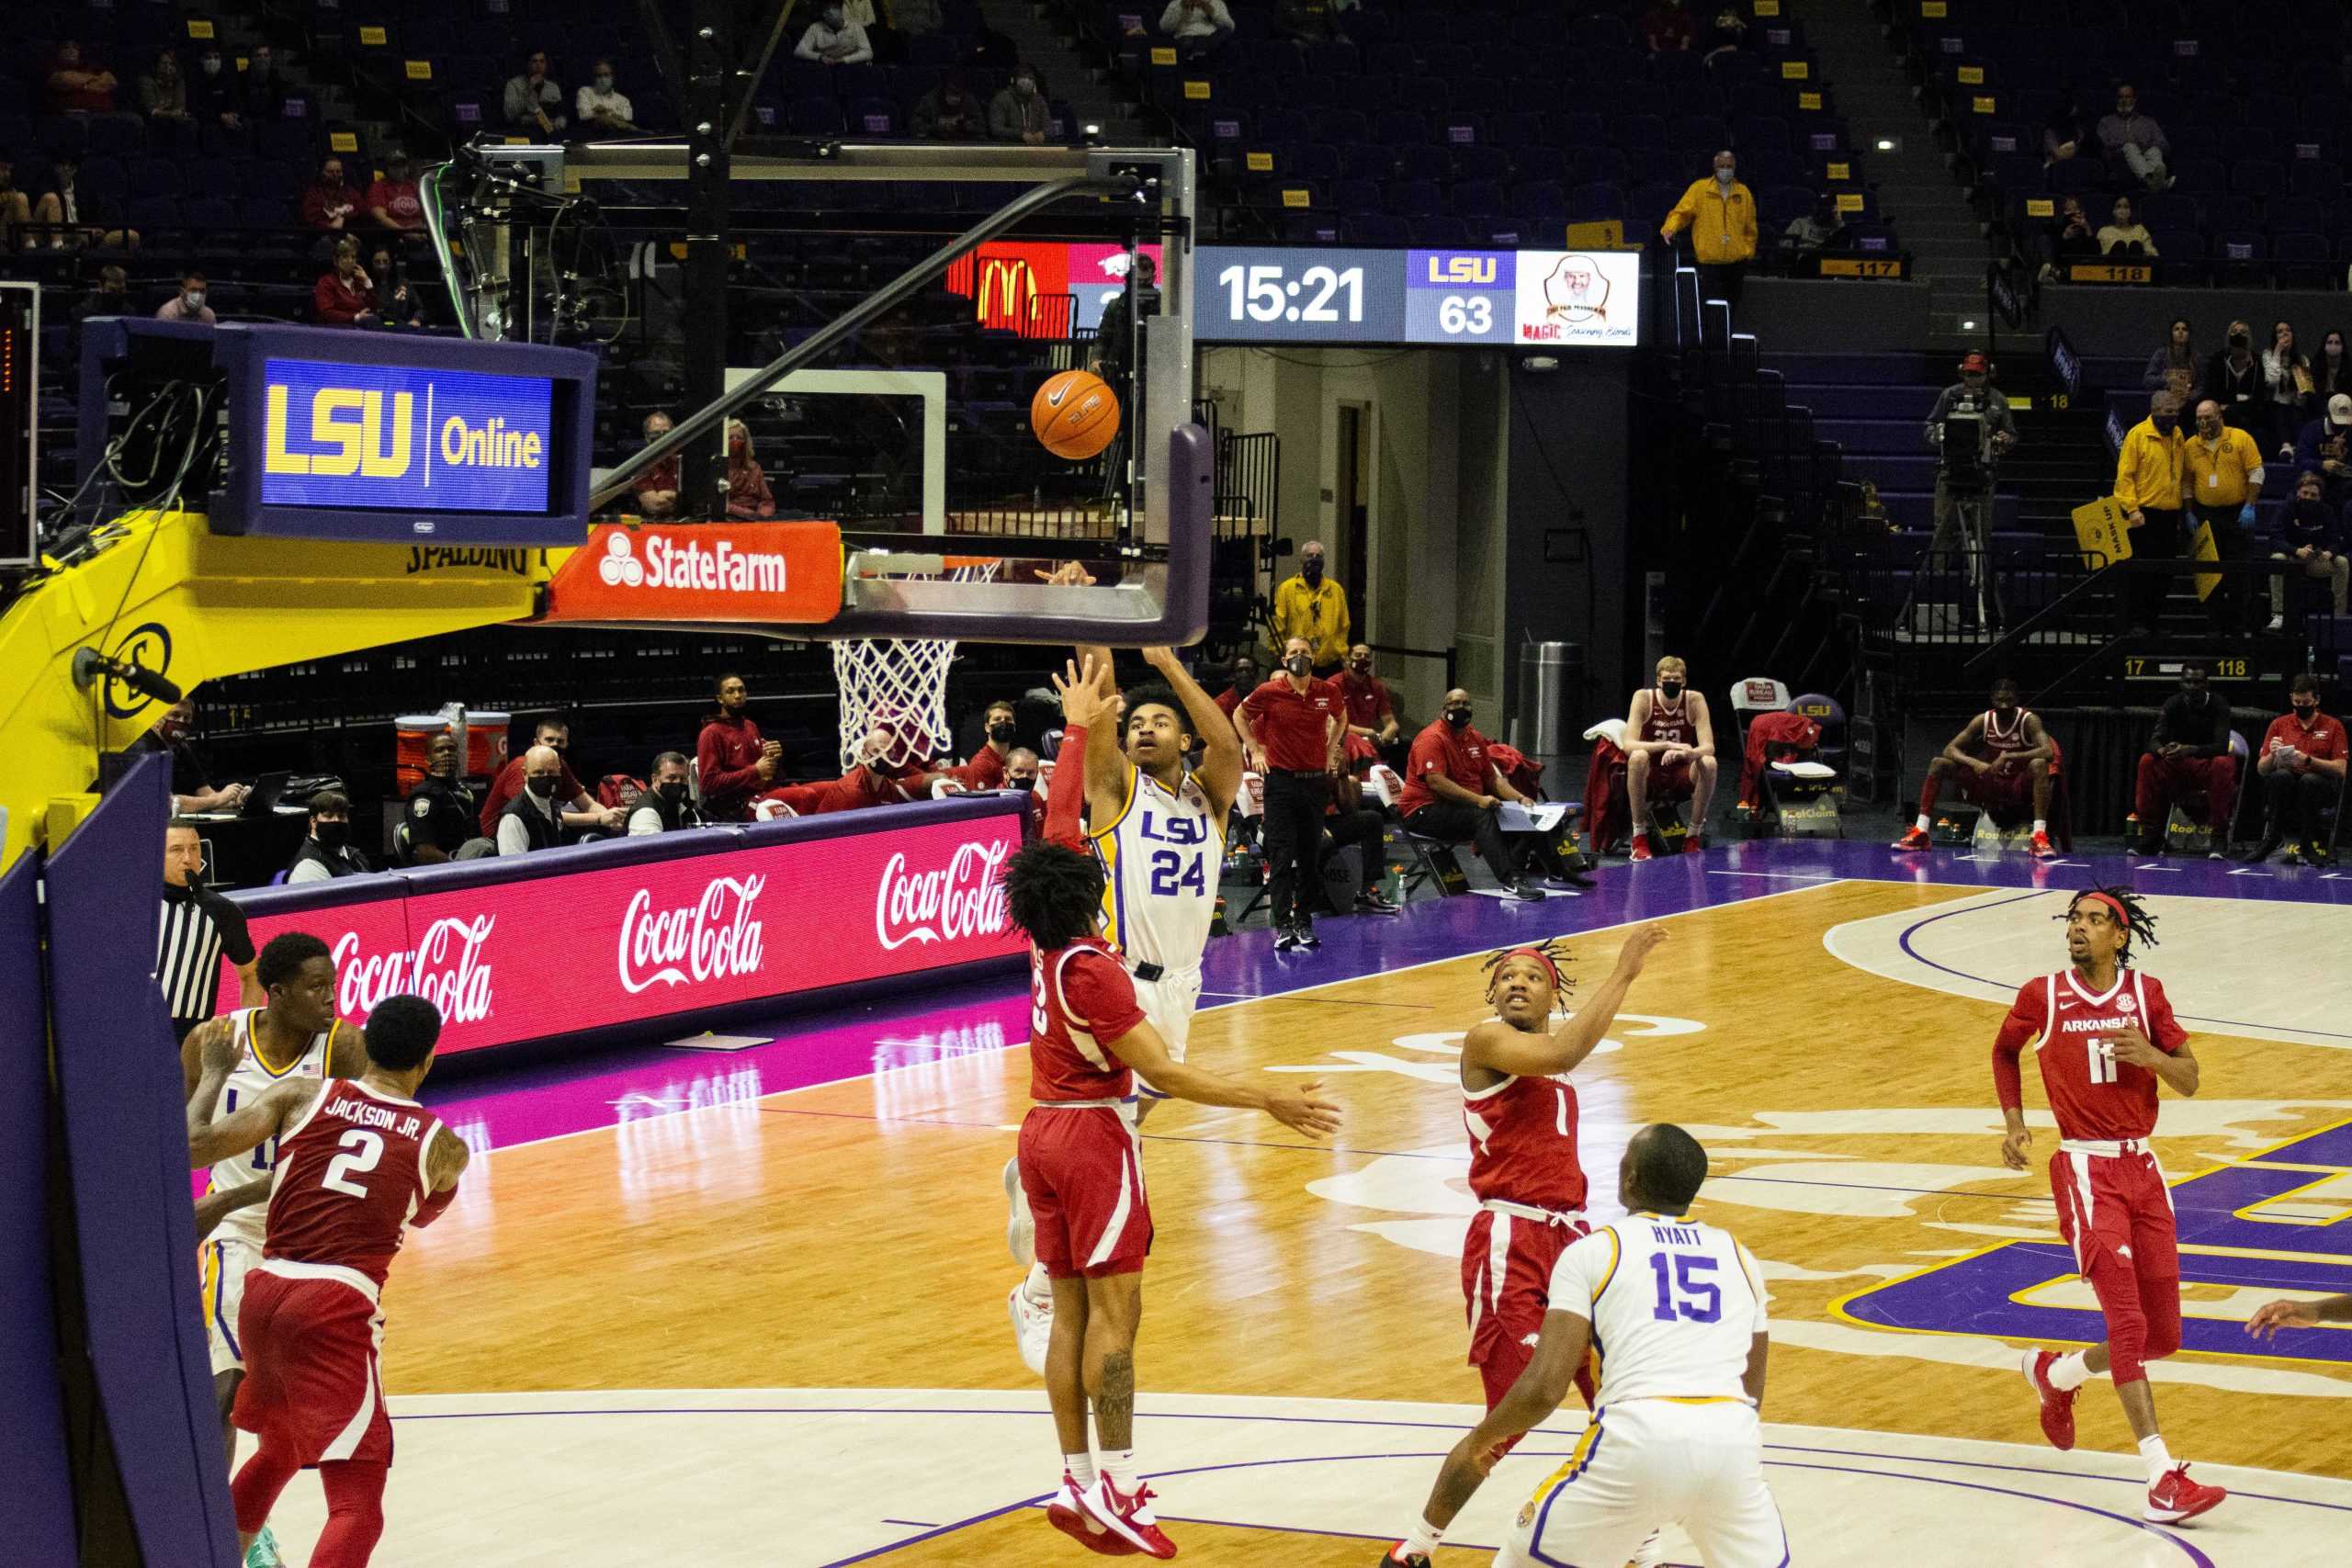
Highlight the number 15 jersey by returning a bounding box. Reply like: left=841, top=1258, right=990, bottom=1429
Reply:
left=1548, top=1214, right=1769, bottom=1405
left=1093, top=766, right=1223, bottom=974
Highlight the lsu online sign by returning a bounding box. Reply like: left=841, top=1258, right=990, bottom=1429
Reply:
left=261, top=356, right=556, bottom=513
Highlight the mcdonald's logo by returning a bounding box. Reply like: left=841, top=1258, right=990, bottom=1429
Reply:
left=975, top=257, right=1038, bottom=330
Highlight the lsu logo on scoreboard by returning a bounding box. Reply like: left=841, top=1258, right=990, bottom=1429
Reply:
left=1423, top=254, right=1497, bottom=285
left=265, top=383, right=544, bottom=479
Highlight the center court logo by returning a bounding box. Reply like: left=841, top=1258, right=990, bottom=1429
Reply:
left=619, top=875, right=768, bottom=994
left=334, top=916, right=496, bottom=1024
left=597, top=531, right=792, bottom=594
left=876, top=840, right=1012, bottom=951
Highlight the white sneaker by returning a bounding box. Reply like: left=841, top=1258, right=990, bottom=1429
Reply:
left=1003, top=1155, right=1035, bottom=1268
left=1008, top=1281, right=1053, bottom=1376
left=1630, top=1529, right=1667, bottom=1567
left=2266, top=614, right=2284, bottom=632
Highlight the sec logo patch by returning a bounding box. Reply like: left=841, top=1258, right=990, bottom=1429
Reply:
left=1518, top=1500, right=1536, bottom=1529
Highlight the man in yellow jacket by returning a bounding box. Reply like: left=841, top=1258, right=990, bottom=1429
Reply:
left=1270, top=539, right=1350, bottom=674
left=2115, top=391, right=2190, bottom=630
left=2182, top=397, right=2265, bottom=632
left=1660, top=149, right=1758, bottom=316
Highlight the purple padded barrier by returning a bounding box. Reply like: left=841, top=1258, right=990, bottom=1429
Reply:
left=0, top=852, right=75, bottom=1558
left=45, top=754, right=240, bottom=1566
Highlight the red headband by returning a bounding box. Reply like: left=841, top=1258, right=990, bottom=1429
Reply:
left=1496, top=946, right=1564, bottom=990
left=2075, top=891, right=2129, bottom=926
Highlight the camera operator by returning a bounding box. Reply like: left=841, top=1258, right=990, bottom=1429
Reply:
left=1923, top=351, right=2019, bottom=627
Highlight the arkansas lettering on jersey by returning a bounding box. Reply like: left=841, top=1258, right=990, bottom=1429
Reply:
left=1973, top=707, right=2039, bottom=761
left=264, top=1080, right=452, bottom=1292
left=1996, top=968, right=2187, bottom=1142
left=1028, top=937, right=1149, bottom=1103
left=1640, top=691, right=1695, bottom=747
left=1464, top=1069, right=1588, bottom=1213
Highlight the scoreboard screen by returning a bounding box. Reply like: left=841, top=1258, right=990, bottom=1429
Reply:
left=1196, top=246, right=1642, bottom=348
left=0, top=284, right=32, bottom=568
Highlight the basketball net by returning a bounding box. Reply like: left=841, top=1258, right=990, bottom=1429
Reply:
left=831, top=557, right=1004, bottom=773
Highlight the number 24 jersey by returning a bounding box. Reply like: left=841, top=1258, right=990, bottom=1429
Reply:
left=1093, top=767, right=1223, bottom=973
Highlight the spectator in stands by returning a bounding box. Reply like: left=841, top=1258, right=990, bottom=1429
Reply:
left=367, top=153, right=424, bottom=231
left=2041, top=100, right=2089, bottom=168
left=576, top=59, right=639, bottom=133
left=948, top=700, right=1021, bottom=790
left=1640, top=0, right=1697, bottom=54
left=2143, top=318, right=2199, bottom=400
left=495, top=746, right=570, bottom=854
left=2114, top=390, right=2189, bottom=631
left=314, top=239, right=379, bottom=328
left=2242, top=674, right=2346, bottom=866
left=70, top=265, right=130, bottom=340
left=29, top=156, right=137, bottom=251
left=301, top=155, right=360, bottom=233
left=797, top=4, right=876, bottom=65
left=0, top=157, right=27, bottom=245
left=190, top=45, right=242, bottom=130
left=2264, top=321, right=2315, bottom=460
left=368, top=244, right=426, bottom=329
left=911, top=72, right=984, bottom=139
left=243, top=44, right=293, bottom=121
left=135, top=698, right=250, bottom=815
left=2185, top=398, right=2265, bottom=632
left=2291, top=390, right=2352, bottom=500
left=2097, top=83, right=2171, bottom=193
left=1272, top=539, right=1350, bottom=676
left=154, top=268, right=215, bottom=325
left=479, top=716, right=620, bottom=837
left=1701, top=5, right=1751, bottom=63
left=286, top=790, right=373, bottom=883
left=140, top=50, right=192, bottom=121
left=399, top=732, right=480, bottom=864
left=2269, top=468, right=2350, bottom=628
left=2042, top=197, right=2100, bottom=277
left=1338, top=644, right=1403, bottom=763
left=2129, top=660, right=2235, bottom=856
left=990, top=64, right=1051, bottom=144
left=1160, top=0, right=1237, bottom=61
left=1397, top=689, right=1551, bottom=902
left=697, top=673, right=783, bottom=820
left=627, top=753, right=704, bottom=835
left=724, top=418, right=775, bottom=519
left=1661, top=150, right=1757, bottom=315
left=504, top=50, right=569, bottom=137
left=2315, top=329, right=2352, bottom=404
left=1780, top=190, right=1847, bottom=266
left=1215, top=655, right=1261, bottom=728
left=894, top=0, right=946, bottom=36
left=45, top=40, right=122, bottom=116
left=632, top=412, right=679, bottom=517
left=2096, top=196, right=2154, bottom=258
left=2205, top=321, right=2267, bottom=434
left=1275, top=0, right=1356, bottom=45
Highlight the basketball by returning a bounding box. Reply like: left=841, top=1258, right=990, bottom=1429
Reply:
left=1030, top=369, right=1121, bottom=460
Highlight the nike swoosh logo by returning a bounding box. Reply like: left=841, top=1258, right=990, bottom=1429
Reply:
left=1046, top=386, right=1069, bottom=408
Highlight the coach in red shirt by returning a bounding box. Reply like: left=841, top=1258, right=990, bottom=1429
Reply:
left=1237, top=637, right=1345, bottom=949
left=1400, top=689, right=1555, bottom=901
left=1337, top=644, right=1403, bottom=763
left=2244, top=674, right=2346, bottom=864
left=697, top=672, right=782, bottom=820
left=1214, top=655, right=1261, bottom=730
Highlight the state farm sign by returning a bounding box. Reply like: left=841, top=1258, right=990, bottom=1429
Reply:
left=540, top=521, right=843, bottom=626
left=219, top=807, right=1025, bottom=1055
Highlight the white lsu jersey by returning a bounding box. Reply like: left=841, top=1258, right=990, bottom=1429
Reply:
left=1548, top=1213, right=1769, bottom=1406
left=1092, top=765, right=1223, bottom=974
left=204, top=1009, right=339, bottom=1247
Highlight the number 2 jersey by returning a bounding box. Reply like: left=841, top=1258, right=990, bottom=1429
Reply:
left=264, top=1079, right=458, bottom=1295
left=1092, top=766, right=1222, bottom=974
left=1547, top=1213, right=1768, bottom=1405
left=204, top=1009, right=340, bottom=1248
left=1993, top=966, right=2188, bottom=1143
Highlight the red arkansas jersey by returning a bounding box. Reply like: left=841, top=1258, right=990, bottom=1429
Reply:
left=1464, top=1068, right=1588, bottom=1213
left=264, top=1079, right=455, bottom=1292
left=1028, top=936, right=1149, bottom=1103
left=1639, top=690, right=1695, bottom=748
left=1973, top=707, right=2039, bottom=762
left=1995, top=967, right=2188, bottom=1142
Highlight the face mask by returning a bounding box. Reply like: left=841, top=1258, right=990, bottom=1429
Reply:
left=1443, top=707, right=1472, bottom=728
left=1010, top=775, right=1038, bottom=793
left=1302, top=559, right=1323, bottom=581
left=2153, top=416, right=2177, bottom=434
left=658, top=782, right=687, bottom=805
left=314, top=820, right=350, bottom=850
left=2293, top=703, right=2319, bottom=720
left=202, top=56, right=220, bottom=74
left=1016, top=79, right=1036, bottom=96
left=1285, top=655, right=1311, bottom=676
left=1715, top=169, right=1735, bottom=185
left=184, top=289, right=204, bottom=308
left=544, top=740, right=567, bottom=755
left=989, top=721, right=1018, bottom=744
left=1659, top=680, right=1685, bottom=700
left=1350, top=660, right=1371, bottom=675
left=595, top=74, right=614, bottom=88
left=729, top=436, right=748, bottom=456
left=526, top=775, right=560, bottom=800
left=2230, top=333, right=2249, bottom=350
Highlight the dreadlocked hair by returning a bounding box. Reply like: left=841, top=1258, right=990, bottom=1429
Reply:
left=1483, top=939, right=1575, bottom=1011
left=2055, top=885, right=2160, bottom=963
left=1001, top=840, right=1107, bottom=952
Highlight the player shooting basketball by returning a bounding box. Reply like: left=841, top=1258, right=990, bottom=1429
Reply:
left=2001, top=886, right=2226, bottom=1525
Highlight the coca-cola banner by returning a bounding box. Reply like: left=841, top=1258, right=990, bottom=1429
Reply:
left=215, top=805, right=1025, bottom=1055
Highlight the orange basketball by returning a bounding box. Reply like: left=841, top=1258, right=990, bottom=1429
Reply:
left=1031, top=370, right=1122, bottom=460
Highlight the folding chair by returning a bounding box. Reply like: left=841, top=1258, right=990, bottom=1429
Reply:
left=1367, top=764, right=1469, bottom=897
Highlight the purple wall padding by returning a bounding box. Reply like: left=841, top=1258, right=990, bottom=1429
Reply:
left=45, top=755, right=240, bottom=1566
left=0, top=852, right=75, bottom=1556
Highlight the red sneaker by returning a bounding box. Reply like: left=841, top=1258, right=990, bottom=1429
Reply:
left=2020, top=1348, right=2076, bottom=1451
left=1079, top=1478, right=1178, bottom=1559
left=1048, top=1475, right=1138, bottom=1555
left=2145, top=1463, right=2226, bottom=1525
left=1893, top=827, right=1931, bottom=852
left=1630, top=837, right=1654, bottom=862
left=1685, top=832, right=1707, bottom=852
left=2030, top=830, right=2056, bottom=860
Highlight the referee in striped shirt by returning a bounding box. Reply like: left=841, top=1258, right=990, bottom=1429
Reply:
left=160, top=819, right=259, bottom=1044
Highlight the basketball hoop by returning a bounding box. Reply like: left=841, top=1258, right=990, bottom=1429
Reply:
left=831, top=554, right=1003, bottom=773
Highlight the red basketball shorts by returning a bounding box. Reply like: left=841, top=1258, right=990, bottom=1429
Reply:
left=1953, top=763, right=2034, bottom=814
left=233, top=1266, right=393, bottom=1467
left=1462, top=1208, right=1592, bottom=1411
left=1019, top=1105, right=1153, bottom=1280
left=1643, top=759, right=1696, bottom=800
left=2049, top=1146, right=2181, bottom=1384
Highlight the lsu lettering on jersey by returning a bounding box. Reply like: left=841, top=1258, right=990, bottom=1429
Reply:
left=1995, top=966, right=2187, bottom=1142
left=1093, top=766, right=1222, bottom=973
left=205, top=1009, right=340, bottom=1247
left=1547, top=1214, right=1768, bottom=1405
